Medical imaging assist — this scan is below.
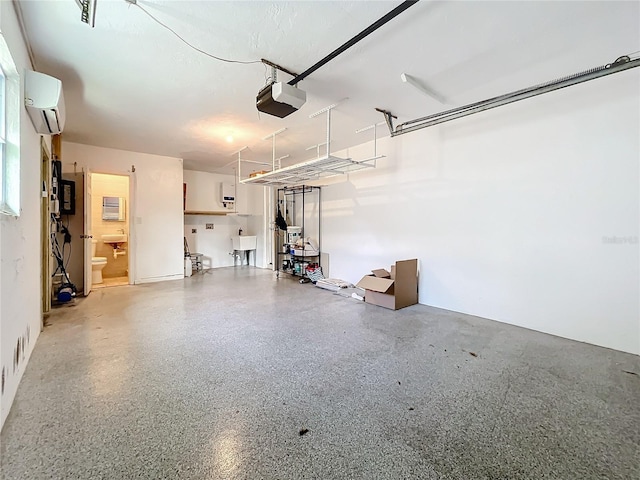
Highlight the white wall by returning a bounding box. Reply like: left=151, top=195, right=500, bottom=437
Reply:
left=183, top=170, right=267, bottom=268
left=62, top=142, right=184, bottom=283
left=0, top=2, right=48, bottom=428
left=321, top=69, right=640, bottom=354
left=184, top=214, right=248, bottom=268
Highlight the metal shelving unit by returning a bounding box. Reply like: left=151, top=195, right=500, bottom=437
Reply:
left=275, top=185, right=321, bottom=282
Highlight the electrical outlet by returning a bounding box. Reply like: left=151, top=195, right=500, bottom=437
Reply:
left=192, top=228, right=197, bottom=234
left=206, top=223, right=214, bottom=230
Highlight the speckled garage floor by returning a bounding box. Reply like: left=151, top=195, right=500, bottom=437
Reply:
left=1, top=267, right=639, bottom=479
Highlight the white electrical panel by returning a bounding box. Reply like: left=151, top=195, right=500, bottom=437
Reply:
left=221, top=182, right=235, bottom=207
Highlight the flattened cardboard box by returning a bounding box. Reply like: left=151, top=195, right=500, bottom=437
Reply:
left=356, top=259, right=418, bottom=310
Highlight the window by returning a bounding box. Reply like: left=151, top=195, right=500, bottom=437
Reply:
left=0, top=34, right=20, bottom=216
left=0, top=65, right=6, bottom=212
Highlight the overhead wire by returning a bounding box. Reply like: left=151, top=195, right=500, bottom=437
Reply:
left=130, top=2, right=262, bottom=65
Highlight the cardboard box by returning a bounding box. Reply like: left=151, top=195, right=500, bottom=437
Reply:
left=356, top=259, right=418, bottom=310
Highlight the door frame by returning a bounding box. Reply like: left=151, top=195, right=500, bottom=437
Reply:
left=40, top=138, right=51, bottom=325
left=83, top=168, right=92, bottom=295
left=84, top=170, right=135, bottom=289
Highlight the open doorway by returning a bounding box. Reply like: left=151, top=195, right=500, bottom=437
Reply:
left=87, top=173, right=131, bottom=290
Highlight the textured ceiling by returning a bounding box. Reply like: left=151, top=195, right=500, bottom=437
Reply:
left=16, top=1, right=640, bottom=173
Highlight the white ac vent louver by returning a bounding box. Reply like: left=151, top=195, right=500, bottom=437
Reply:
left=24, top=70, right=66, bottom=135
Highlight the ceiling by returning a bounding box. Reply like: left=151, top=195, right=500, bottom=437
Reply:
left=16, top=1, right=640, bottom=174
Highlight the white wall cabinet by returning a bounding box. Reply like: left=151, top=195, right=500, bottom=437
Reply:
left=183, top=170, right=233, bottom=214
left=183, top=170, right=263, bottom=216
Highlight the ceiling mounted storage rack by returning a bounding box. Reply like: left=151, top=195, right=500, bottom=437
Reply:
left=232, top=146, right=271, bottom=180
left=240, top=104, right=384, bottom=187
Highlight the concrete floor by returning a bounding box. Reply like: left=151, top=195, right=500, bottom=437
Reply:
left=1, top=267, right=639, bottom=479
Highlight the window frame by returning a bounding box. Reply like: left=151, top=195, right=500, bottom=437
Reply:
left=0, top=65, right=6, bottom=214
left=0, top=33, right=20, bottom=217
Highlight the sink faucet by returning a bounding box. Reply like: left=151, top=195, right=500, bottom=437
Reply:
left=117, top=228, right=125, bottom=234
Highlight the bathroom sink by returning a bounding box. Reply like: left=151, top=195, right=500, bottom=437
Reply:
left=102, top=234, right=128, bottom=244
left=232, top=235, right=256, bottom=250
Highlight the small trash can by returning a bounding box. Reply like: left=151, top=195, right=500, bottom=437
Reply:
left=184, top=256, right=192, bottom=277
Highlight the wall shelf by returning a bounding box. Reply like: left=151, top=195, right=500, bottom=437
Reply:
left=184, top=210, right=230, bottom=216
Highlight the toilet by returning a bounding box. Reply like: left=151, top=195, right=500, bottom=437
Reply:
left=91, top=239, right=108, bottom=284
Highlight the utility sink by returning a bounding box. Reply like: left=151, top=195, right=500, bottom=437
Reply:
left=232, top=235, right=257, bottom=250
left=102, top=233, right=128, bottom=245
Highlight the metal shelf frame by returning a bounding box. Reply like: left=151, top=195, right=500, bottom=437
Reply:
left=275, top=185, right=321, bottom=281
left=240, top=104, right=384, bottom=187
left=241, top=154, right=379, bottom=186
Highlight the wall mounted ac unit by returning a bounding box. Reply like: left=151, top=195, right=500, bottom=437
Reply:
left=24, top=70, right=66, bottom=135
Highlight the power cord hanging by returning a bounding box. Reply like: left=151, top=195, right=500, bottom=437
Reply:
left=50, top=215, right=77, bottom=302
left=130, top=2, right=262, bottom=65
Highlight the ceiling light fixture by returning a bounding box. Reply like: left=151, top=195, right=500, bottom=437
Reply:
left=74, top=0, right=97, bottom=27
left=400, top=73, right=447, bottom=104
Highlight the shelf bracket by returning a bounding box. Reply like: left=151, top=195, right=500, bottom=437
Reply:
left=263, top=128, right=288, bottom=171
left=375, top=108, right=397, bottom=135
left=233, top=146, right=269, bottom=184
left=355, top=121, right=386, bottom=162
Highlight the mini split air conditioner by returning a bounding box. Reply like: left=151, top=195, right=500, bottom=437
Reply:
left=24, top=70, right=66, bottom=135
